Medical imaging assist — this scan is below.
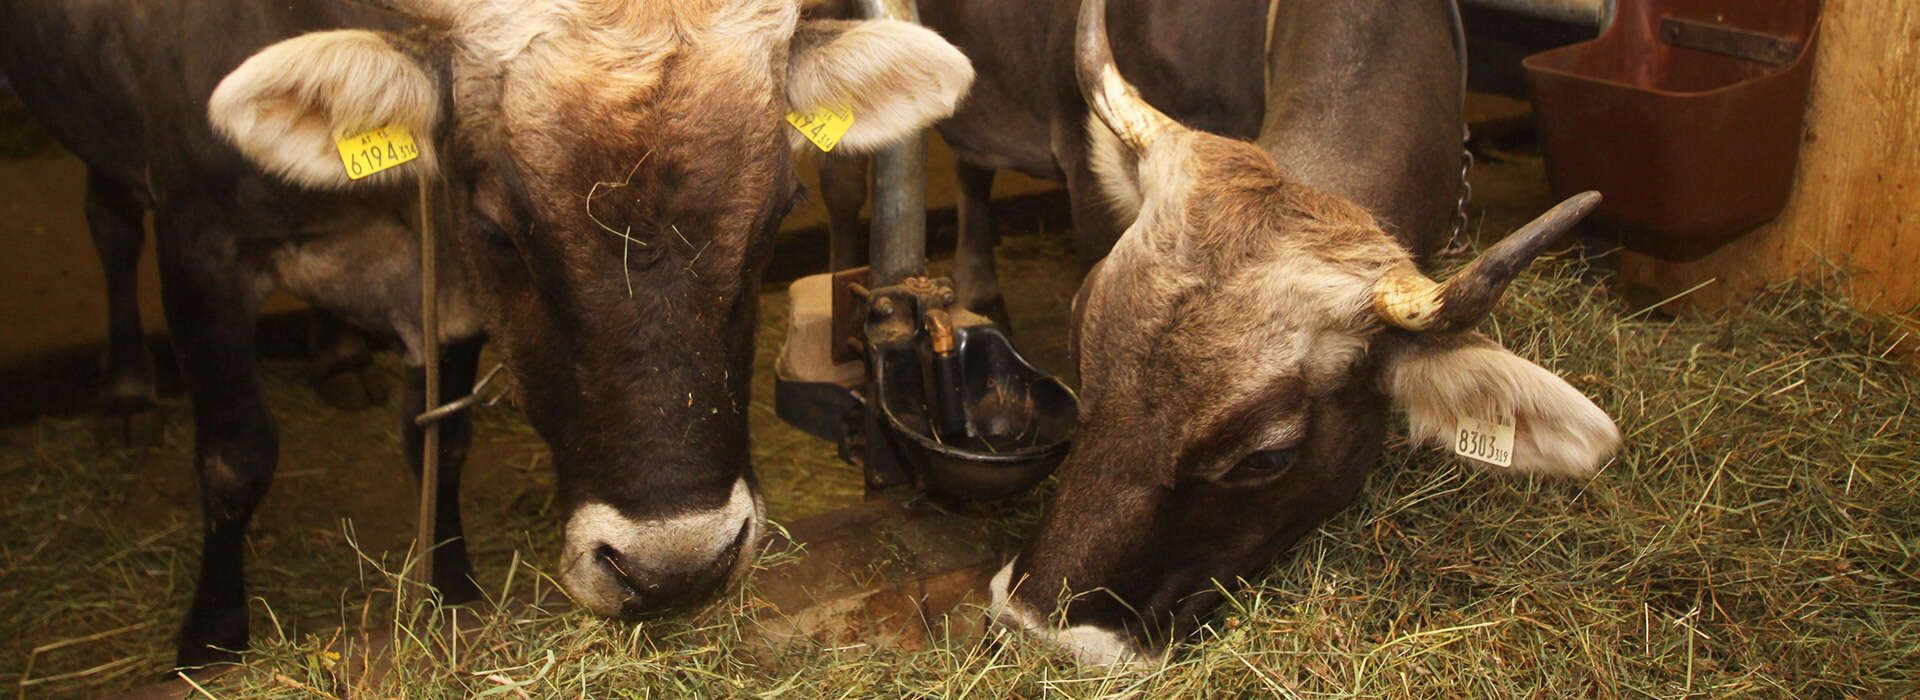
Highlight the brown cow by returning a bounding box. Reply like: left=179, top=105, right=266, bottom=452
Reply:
left=5, top=0, right=973, bottom=666
left=816, top=0, right=1461, bottom=328
left=986, top=0, right=1619, bottom=664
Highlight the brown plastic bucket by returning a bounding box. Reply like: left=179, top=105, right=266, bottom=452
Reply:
left=1523, top=0, right=1821, bottom=261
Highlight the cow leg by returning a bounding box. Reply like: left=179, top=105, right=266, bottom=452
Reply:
left=951, top=161, right=1010, bottom=328
left=84, top=170, right=161, bottom=448
left=400, top=337, right=484, bottom=603
left=308, top=311, right=390, bottom=410
left=155, top=209, right=277, bottom=668
left=819, top=152, right=869, bottom=272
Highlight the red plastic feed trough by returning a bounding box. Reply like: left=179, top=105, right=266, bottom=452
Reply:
left=1524, top=0, right=1821, bottom=261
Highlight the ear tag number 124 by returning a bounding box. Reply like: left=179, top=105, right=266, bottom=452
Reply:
left=336, top=125, right=421, bottom=180
left=1454, top=410, right=1516, bottom=468
left=786, top=106, right=855, bottom=153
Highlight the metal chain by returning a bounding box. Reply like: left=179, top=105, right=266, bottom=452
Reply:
left=1442, top=0, right=1474, bottom=256
left=1444, top=125, right=1475, bottom=255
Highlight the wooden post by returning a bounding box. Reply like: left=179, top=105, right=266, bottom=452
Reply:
left=1618, top=1, right=1920, bottom=322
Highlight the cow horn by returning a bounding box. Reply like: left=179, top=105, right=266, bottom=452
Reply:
left=1075, top=0, right=1183, bottom=153
left=1373, top=191, right=1603, bottom=332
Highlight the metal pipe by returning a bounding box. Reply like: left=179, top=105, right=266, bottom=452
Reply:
left=867, top=134, right=928, bottom=286
left=1462, top=0, right=1614, bottom=29
left=856, top=0, right=929, bottom=287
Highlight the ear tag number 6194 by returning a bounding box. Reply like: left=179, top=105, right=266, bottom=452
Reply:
left=336, top=125, right=421, bottom=180
left=786, top=106, right=855, bottom=153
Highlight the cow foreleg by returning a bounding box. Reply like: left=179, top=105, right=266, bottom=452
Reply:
left=401, top=337, right=484, bottom=603
left=819, top=152, right=870, bottom=272
left=308, top=311, right=390, bottom=411
left=84, top=170, right=161, bottom=448
left=155, top=210, right=277, bottom=668
left=952, top=161, right=1010, bottom=328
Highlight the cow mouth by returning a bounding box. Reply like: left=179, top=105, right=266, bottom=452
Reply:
left=607, top=518, right=754, bottom=618
left=986, top=559, right=1162, bottom=667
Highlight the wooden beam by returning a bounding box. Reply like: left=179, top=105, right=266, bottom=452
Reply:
left=1619, top=1, right=1920, bottom=320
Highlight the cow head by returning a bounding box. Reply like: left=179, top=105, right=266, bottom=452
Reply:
left=207, top=0, right=972, bottom=618
left=987, top=0, right=1619, bottom=665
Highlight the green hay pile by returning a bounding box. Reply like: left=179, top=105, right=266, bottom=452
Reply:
left=7, top=249, right=1915, bottom=697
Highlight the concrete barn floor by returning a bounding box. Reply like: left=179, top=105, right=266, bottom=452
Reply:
left=0, top=94, right=1682, bottom=696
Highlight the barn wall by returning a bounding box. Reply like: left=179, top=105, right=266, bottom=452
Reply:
left=1619, top=1, right=1920, bottom=321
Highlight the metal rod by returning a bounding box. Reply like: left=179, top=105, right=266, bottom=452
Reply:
left=1462, top=0, right=1613, bottom=29
left=856, top=0, right=929, bottom=287
left=415, top=364, right=505, bottom=426
left=414, top=173, right=440, bottom=593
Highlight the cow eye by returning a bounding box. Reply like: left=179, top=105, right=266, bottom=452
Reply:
left=471, top=215, right=516, bottom=252
left=1214, top=448, right=1299, bottom=488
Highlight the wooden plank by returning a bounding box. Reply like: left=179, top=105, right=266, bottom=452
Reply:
left=1620, top=1, right=1920, bottom=324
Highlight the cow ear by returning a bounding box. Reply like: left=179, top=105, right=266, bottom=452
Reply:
left=1378, top=332, right=1620, bottom=477
left=209, top=30, right=442, bottom=190
left=786, top=19, right=973, bottom=153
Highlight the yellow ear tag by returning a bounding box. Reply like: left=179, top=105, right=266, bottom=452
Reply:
left=336, top=125, right=421, bottom=180
left=1454, top=409, right=1516, bottom=468
left=785, top=105, right=855, bottom=153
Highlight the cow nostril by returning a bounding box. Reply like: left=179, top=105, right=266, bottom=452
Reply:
left=595, top=544, right=642, bottom=598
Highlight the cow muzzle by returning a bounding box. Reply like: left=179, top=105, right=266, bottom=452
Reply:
left=987, top=559, right=1163, bottom=667
left=558, top=478, right=764, bottom=618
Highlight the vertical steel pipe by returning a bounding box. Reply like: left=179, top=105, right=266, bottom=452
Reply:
left=856, top=0, right=929, bottom=287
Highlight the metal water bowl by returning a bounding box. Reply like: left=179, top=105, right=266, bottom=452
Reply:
left=871, top=323, right=1077, bottom=501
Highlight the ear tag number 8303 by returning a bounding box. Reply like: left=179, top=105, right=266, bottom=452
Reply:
left=336, top=125, right=421, bottom=180
left=1454, top=410, right=1516, bottom=468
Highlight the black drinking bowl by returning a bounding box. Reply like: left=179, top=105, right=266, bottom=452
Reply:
left=872, top=324, right=1078, bottom=501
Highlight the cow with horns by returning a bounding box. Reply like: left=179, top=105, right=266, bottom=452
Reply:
left=814, top=0, right=1464, bottom=337
left=0, top=0, right=973, bottom=666
left=986, top=0, right=1621, bottom=665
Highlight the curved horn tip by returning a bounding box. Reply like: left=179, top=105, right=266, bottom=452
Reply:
left=1562, top=190, right=1604, bottom=216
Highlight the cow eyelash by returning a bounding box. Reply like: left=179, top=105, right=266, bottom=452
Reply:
left=471, top=215, right=516, bottom=250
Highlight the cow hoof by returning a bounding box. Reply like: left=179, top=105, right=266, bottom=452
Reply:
left=95, top=400, right=164, bottom=450
left=314, top=365, right=391, bottom=411
left=173, top=641, right=241, bottom=671
left=437, top=573, right=483, bottom=606
left=176, top=608, right=249, bottom=670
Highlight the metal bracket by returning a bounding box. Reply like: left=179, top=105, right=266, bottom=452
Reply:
left=1659, top=17, right=1800, bottom=67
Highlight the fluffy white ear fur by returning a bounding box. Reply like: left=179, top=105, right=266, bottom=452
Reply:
left=209, top=30, right=441, bottom=190
left=786, top=19, right=973, bottom=153
left=1380, top=333, right=1620, bottom=477
left=1085, top=115, right=1144, bottom=222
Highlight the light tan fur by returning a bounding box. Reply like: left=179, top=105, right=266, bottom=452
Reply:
left=786, top=19, right=974, bottom=153
left=1086, top=115, right=1143, bottom=222
left=208, top=30, right=442, bottom=190
left=1380, top=335, right=1620, bottom=477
